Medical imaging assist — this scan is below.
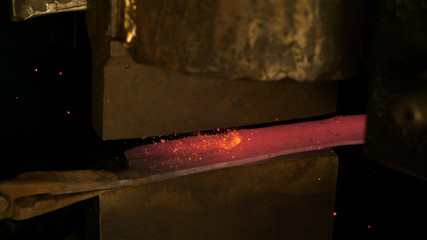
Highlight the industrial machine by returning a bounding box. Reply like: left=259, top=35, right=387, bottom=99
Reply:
left=1, top=0, right=426, bottom=239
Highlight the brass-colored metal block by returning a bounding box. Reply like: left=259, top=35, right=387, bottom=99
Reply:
left=100, top=54, right=336, bottom=139
left=99, top=152, right=338, bottom=240
left=87, top=0, right=337, bottom=140
left=128, top=0, right=365, bottom=82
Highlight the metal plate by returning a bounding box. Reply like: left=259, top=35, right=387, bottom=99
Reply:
left=99, top=152, right=338, bottom=240
left=100, top=55, right=336, bottom=139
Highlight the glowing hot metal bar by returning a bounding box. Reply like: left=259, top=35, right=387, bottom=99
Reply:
left=125, top=115, right=366, bottom=174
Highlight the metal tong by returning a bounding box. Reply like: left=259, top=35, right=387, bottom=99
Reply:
left=0, top=170, right=136, bottom=220
left=1, top=115, right=367, bottom=220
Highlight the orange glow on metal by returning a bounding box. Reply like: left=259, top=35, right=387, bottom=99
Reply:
left=126, top=130, right=243, bottom=171
left=173, top=130, right=241, bottom=153
left=125, top=115, right=367, bottom=174
left=217, top=131, right=241, bottom=150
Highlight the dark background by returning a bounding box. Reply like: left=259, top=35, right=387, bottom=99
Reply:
left=1, top=2, right=426, bottom=240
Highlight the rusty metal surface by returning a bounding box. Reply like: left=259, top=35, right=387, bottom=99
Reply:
left=100, top=152, right=338, bottom=240
left=10, top=0, right=87, bottom=21
left=128, top=0, right=365, bottom=82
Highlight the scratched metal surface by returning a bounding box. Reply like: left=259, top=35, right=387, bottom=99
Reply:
left=129, top=0, right=366, bottom=81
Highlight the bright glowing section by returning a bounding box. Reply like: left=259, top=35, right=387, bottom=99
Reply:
left=131, top=130, right=243, bottom=170
left=125, top=115, right=367, bottom=173
left=218, top=131, right=241, bottom=150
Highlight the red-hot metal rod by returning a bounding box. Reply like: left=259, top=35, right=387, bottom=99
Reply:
left=125, top=115, right=366, bottom=175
